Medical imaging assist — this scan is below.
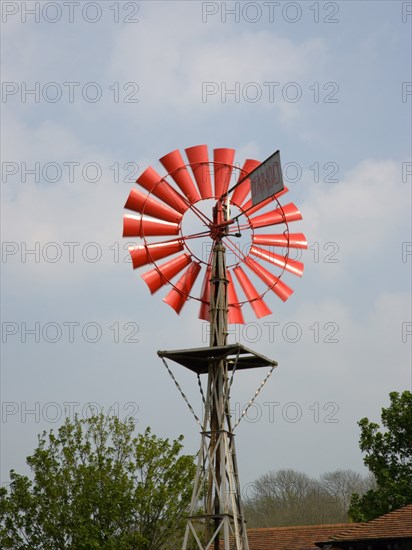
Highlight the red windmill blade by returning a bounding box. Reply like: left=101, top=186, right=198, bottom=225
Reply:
left=252, top=233, right=308, bottom=249
left=249, top=202, right=302, bottom=230
left=123, top=145, right=306, bottom=321
left=163, top=261, right=202, bottom=314
left=142, top=253, right=192, bottom=294
left=233, top=265, right=272, bottom=319
left=137, top=166, right=189, bottom=214
left=250, top=245, right=304, bottom=277
left=128, top=240, right=184, bottom=269
left=123, top=215, right=180, bottom=238
left=159, top=149, right=201, bottom=204
left=185, top=144, right=213, bottom=199
left=125, top=188, right=183, bottom=223
left=199, top=266, right=211, bottom=321
left=227, top=269, right=245, bottom=324
left=244, top=256, right=293, bottom=302
left=241, top=186, right=289, bottom=216
left=214, top=148, right=235, bottom=198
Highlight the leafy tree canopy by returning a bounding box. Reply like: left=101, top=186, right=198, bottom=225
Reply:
left=349, top=390, right=412, bottom=521
left=0, top=414, right=196, bottom=549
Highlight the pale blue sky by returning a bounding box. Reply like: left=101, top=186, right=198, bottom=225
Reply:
left=1, top=1, right=411, bottom=489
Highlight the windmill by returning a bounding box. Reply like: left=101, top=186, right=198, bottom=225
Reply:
left=123, top=145, right=307, bottom=549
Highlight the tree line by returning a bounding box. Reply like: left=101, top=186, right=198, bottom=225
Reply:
left=243, top=468, right=375, bottom=527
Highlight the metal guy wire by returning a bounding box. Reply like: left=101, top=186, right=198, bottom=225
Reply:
left=197, top=373, right=206, bottom=405
left=233, top=365, right=276, bottom=430
left=161, top=357, right=202, bottom=427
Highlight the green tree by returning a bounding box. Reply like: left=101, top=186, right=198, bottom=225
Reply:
left=0, top=414, right=196, bottom=549
left=349, top=390, right=412, bottom=521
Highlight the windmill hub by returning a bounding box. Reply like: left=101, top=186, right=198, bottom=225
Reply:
left=179, top=197, right=252, bottom=268
left=209, top=220, right=230, bottom=241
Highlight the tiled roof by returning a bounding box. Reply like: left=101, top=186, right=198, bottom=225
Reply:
left=316, top=503, right=412, bottom=545
left=243, top=505, right=412, bottom=549
left=245, top=523, right=356, bottom=550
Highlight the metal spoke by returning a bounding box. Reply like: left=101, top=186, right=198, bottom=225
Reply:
left=186, top=201, right=213, bottom=227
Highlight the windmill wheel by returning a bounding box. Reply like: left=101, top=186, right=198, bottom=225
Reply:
left=123, top=145, right=307, bottom=323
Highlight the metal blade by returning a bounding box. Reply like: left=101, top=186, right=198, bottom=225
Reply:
left=253, top=232, right=308, bottom=249
left=128, top=240, right=184, bottom=269
left=227, top=269, right=245, bottom=324
left=245, top=256, right=293, bottom=302
left=137, top=166, right=188, bottom=214
left=163, top=261, right=202, bottom=314
left=159, top=149, right=201, bottom=204
left=213, top=148, right=235, bottom=198
left=242, top=186, right=289, bottom=216
left=199, top=266, right=211, bottom=321
left=231, top=159, right=261, bottom=207
left=250, top=202, right=302, bottom=229
left=141, top=253, right=192, bottom=294
left=125, top=188, right=183, bottom=223
left=185, top=144, right=213, bottom=199
left=233, top=265, right=272, bottom=319
left=123, top=215, right=180, bottom=238
left=250, top=245, right=304, bottom=276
